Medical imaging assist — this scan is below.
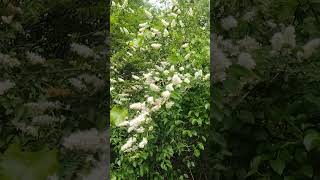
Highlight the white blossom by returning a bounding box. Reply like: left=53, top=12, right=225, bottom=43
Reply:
left=172, top=74, right=182, bottom=85
left=70, top=43, right=95, bottom=58
left=138, top=138, right=148, bottom=148
left=121, top=137, right=137, bottom=151
left=144, top=9, right=153, bottom=19
left=147, top=96, right=154, bottom=104
left=161, top=19, right=169, bottom=27
left=303, top=38, right=320, bottom=58
left=129, top=102, right=146, bottom=110
left=149, top=83, right=160, bottom=91
left=166, top=83, right=174, bottom=91
left=161, top=90, right=171, bottom=98
left=221, top=16, right=238, bottom=30
left=165, top=101, right=174, bottom=109
left=237, top=52, right=256, bottom=69
left=26, top=52, right=46, bottom=64
left=151, top=43, right=162, bottom=49
left=0, top=80, right=15, bottom=95
left=171, top=19, right=177, bottom=28
left=62, top=129, right=104, bottom=152
left=0, top=53, right=20, bottom=67
left=184, top=53, right=191, bottom=60
left=163, top=29, right=169, bottom=37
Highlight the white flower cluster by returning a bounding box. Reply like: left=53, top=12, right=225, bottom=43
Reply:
left=70, top=43, right=95, bottom=58
left=62, top=128, right=106, bottom=152
left=270, top=25, right=296, bottom=54
left=113, top=61, right=209, bottom=153
left=26, top=52, right=46, bottom=64
left=0, top=80, right=15, bottom=95
left=68, top=74, right=105, bottom=92
left=0, top=52, right=20, bottom=68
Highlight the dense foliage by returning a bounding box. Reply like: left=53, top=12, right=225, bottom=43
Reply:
left=0, top=1, right=108, bottom=179
left=203, top=0, right=320, bottom=179
left=110, top=0, right=210, bottom=179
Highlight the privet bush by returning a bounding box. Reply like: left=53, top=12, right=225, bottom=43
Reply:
left=110, top=0, right=210, bottom=179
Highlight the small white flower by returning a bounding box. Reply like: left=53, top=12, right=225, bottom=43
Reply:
left=169, top=13, right=178, bottom=17
left=163, top=29, right=169, bottom=37
left=303, top=38, right=320, bottom=58
left=165, top=101, right=174, bottom=109
left=170, top=65, right=175, bottom=71
left=144, top=9, right=153, bottom=19
left=163, top=70, right=170, bottom=75
left=187, top=8, right=194, bottom=16
left=161, top=19, right=169, bottom=27
left=121, top=137, right=137, bottom=151
left=139, top=22, right=149, bottom=28
left=132, top=75, right=140, bottom=80
left=221, top=16, right=238, bottom=30
left=1, top=15, right=13, bottom=24
left=161, top=90, right=171, bottom=98
left=147, top=96, right=154, bottom=104
left=204, top=74, right=210, bottom=80
left=179, top=20, right=185, bottom=27
left=195, top=70, right=203, bottom=79
left=129, top=102, right=146, bottom=110
left=166, top=83, right=174, bottom=91
left=117, top=121, right=129, bottom=127
left=26, top=52, right=46, bottom=64
left=149, top=83, right=160, bottom=91
left=136, top=127, right=145, bottom=133
left=181, top=43, right=189, bottom=48
left=70, top=43, right=94, bottom=58
left=184, top=78, right=190, bottom=84
left=138, top=138, right=148, bottom=148
left=237, top=52, right=256, bottom=69
left=179, top=67, right=185, bottom=71
left=171, top=19, right=177, bottom=28
left=184, top=53, right=191, bottom=60
left=118, top=78, right=124, bottom=82
left=172, top=74, right=182, bottom=85
left=0, top=80, right=15, bottom=95
left=151, top=43, right=162, bottom=49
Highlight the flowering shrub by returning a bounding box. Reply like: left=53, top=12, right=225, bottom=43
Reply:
left=202, top=0, right=320, bottom=179
left=0, top=1, right=109, bottom=179
left=110, top=0, right=210, bottom=178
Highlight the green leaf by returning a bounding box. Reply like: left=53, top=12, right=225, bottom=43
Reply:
left=301, top=165, right=313, bottom=178
left=270, top=159, right=285, bottom=175
left=303, top=130, right=320, bottom=151
left=110, top=107, right=128, bottom=127
left=0, top=144, right=59, bottom=180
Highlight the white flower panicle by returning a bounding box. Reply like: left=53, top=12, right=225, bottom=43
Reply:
left=62, top=129, right=105, bottom=152
left=26, top=52, right=46, bottom=64
left=150, top=83, right=160, bottom=91
left=0, top=80, right=15, bottom=95
left=129, top=102, right=146, bottom=110
left=237, top=52, right=256, bottom=69
left=172, top=74, right=182, bottom=85
left=151, top=43, right=162, bottom=49
left=144, top=9, right=153, bottom=19
left=32, top=115, right=65, bottom=125
left=161, top=90, right=171, bottom=99
left=0, top=53, right=20, bottom=67
left=70, top=43, right=95, bottom=58
left=303, top=38, right=320, bottom=58
left=161, top=19, right=169, bottom=27
left=138, top=138, right=148, bottom=148
left=121, top=137, right=137, bottom=152
left=221, top=16, right=238, bottom=30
